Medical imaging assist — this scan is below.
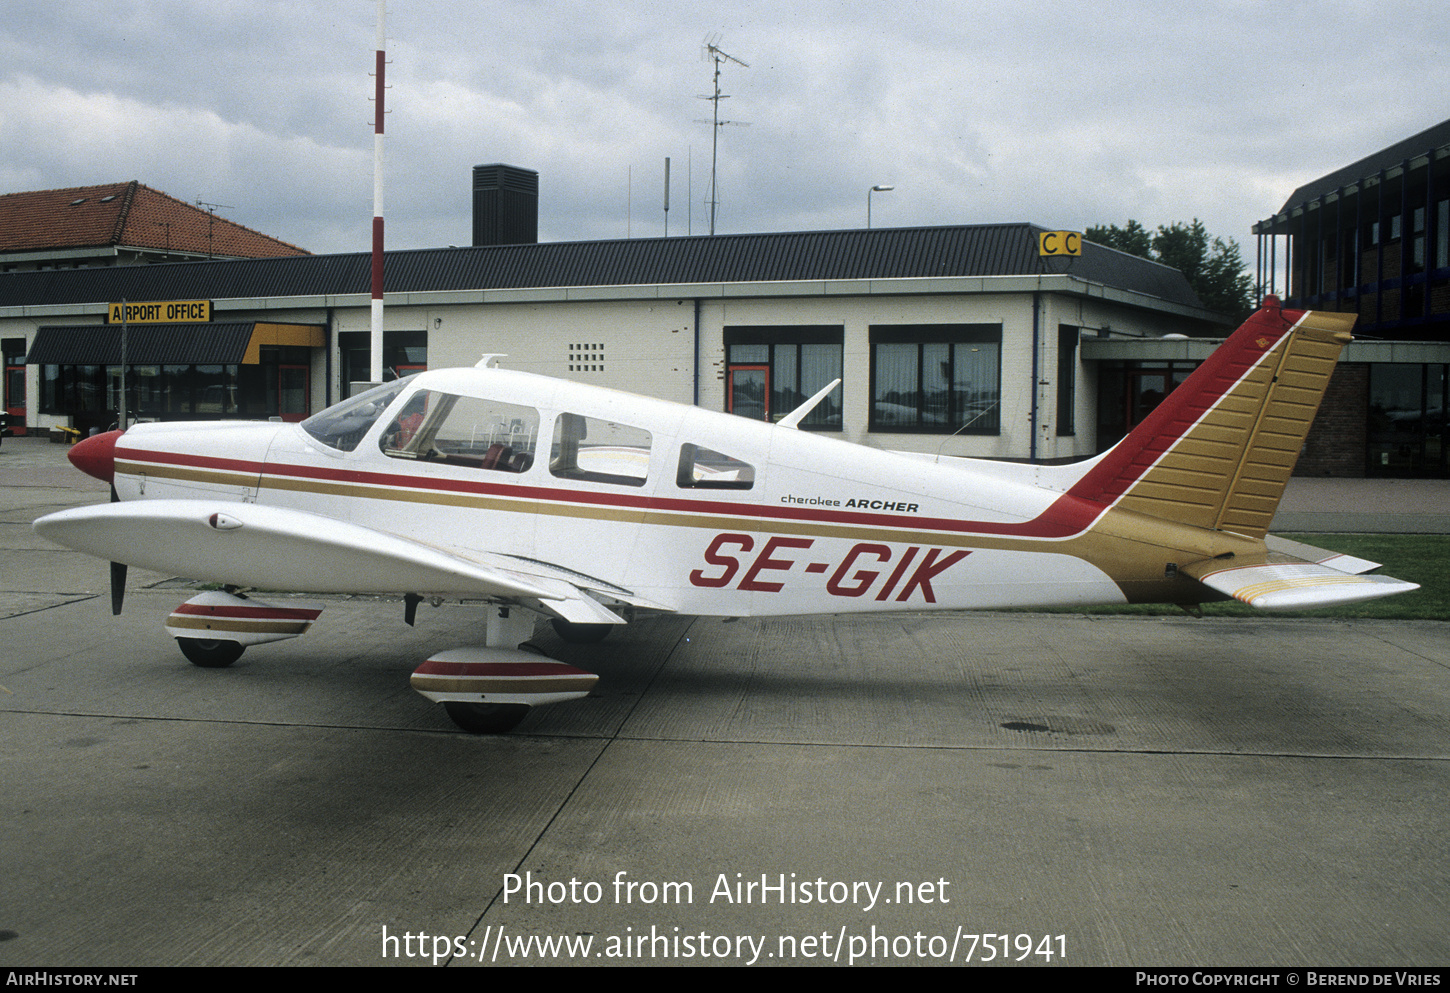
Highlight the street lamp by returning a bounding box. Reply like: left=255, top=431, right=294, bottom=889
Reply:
left=867, top=185, right=894, bottom=228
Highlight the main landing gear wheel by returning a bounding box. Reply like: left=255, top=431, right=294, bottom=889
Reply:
left=443, top=702, right=530, bottom=734
left=177, top=638, right=245, bottom=668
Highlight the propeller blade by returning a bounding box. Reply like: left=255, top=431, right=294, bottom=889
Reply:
left=110, top=560, right=127, bottom=616
left=108, top=484, right=125, bottom=614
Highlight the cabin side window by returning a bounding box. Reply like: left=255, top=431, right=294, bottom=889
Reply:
left=676, top=443, right=755, bottom=490
left=549, top=413, right=652, bottom=487
left=380, top=390, right=538, bottom=473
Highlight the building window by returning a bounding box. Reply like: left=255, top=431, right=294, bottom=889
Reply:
left=1057, top=325, right=1078, bottom=436
left=339, top=329, right=427, bottom=396
left=1095, top=360, right=1199, bottom=451
left=723, top=326, right=842, bottom=430
left=40, top=355, right=312, bottom=425
left=1435, top=200, right=1450, bottom=272
left=1367, top=363, right=1448, bottom=477
left=868, top=324, right=1000, bottom=434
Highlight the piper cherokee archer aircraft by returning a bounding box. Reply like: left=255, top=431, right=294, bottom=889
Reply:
left=35, top=297, right=1418, bottom=733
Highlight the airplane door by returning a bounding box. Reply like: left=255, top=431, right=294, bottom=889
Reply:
left=727, top=365, right=769, bottom=422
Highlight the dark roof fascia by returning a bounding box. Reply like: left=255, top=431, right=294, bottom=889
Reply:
left=0, top=224, right=1205, bottom=313
left=1083, top=336, right=1450, bottom=365
left=1255, top=118, right=1450, bottom=233
left=29, top=323, right=257, bottom=365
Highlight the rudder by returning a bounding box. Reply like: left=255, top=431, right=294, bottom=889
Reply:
left=1069, top=297, right=1354, bottom=539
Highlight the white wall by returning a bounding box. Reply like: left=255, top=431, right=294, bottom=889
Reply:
left=4, top=282, right=1206, bottom=461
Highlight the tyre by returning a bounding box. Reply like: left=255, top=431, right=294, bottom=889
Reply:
left=443, top=701, right=530, bottom=734
left=177, top=638, right=244, bottom=668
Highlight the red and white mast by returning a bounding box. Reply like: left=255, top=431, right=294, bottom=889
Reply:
left=370, top=0, right=386, bottom=384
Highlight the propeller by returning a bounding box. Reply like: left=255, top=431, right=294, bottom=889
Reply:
left=108, top=483, right=126, bottom=615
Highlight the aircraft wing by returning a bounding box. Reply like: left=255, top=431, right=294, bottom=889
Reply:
left=1181, top=546, right=1418, bottom=610
left=33, top=499, right=648, bottom=623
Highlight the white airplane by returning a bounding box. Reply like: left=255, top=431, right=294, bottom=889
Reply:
left=35, top=297, right=1418, bottom=733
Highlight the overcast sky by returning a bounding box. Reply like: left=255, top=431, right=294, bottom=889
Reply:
left=3, top=0, right=1448, bottom=267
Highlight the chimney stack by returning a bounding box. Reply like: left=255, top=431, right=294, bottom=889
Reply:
left=472, top=164, right=539, bottom=246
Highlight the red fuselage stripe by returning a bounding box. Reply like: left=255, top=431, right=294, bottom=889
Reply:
left=172, top=603, right=322, bottom=620
left=119, top=445, right=1095, bottom=538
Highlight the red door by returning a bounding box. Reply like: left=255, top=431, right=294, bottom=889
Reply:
left=4, top=363, right=25, bottom=436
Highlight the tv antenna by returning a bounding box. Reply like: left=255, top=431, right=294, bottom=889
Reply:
left=195, top=199, right=234, bottom=259
left=697, top=36, right=748, bottom=235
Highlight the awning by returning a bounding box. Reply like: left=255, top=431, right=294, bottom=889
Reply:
left=27, top=322, right=324, bottom=365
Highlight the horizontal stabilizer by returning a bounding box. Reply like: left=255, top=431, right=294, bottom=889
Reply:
left=1182, top=552, right=1418, bottom=610
left=1263, top=535, right=1382, bottom=576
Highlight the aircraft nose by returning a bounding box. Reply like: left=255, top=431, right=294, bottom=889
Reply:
left=68, top=429, right=123, bottom=484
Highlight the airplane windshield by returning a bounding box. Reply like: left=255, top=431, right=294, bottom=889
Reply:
left=301, top=379, right=411, bottom=452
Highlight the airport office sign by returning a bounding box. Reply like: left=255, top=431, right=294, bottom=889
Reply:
left=107, top=300, right=213, bottom=324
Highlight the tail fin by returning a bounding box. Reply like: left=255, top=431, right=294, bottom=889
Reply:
left=1070, top=297, right=1354, bottom=539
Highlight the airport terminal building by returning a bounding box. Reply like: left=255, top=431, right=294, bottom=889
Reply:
left=11, top=137, right=1449, bottom=475
left=0, top=210, right=1222, bottom=465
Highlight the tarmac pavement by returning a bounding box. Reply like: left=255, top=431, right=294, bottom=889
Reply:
left=1, top=436, right=1447, bottom=967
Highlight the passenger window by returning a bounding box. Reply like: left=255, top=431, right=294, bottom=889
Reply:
left=549, top=413, right=651, bottom=487
left=381, top=390, right=538, bottom=473
left=677, top=443, right=755, bottom=490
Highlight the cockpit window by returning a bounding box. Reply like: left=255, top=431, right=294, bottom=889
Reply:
left=380, top=390, right=539, bottom=473
left=677, top=443, right=755, bottom=490
left=550, top=413, right=651, bottom=487
left=301, top=379, right=411, bottom=452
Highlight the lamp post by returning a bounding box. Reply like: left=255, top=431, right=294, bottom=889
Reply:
left=867, top=185, right=894, bottom=228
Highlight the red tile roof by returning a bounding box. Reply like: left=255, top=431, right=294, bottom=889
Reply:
left=0, top=181, right=309, bottom=258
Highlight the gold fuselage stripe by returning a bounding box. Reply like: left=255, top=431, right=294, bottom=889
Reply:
left=118, top=456, right=1261, bottom=602
left=166, top=616, right=312, bottom=634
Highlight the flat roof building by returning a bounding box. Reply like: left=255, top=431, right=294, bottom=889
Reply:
left=0, top=221, right=1219, bottom=462
left=1254, top=119, right=1450, bottom=476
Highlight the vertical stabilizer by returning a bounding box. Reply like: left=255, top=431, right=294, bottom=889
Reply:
left=1070, top=298, right=1354, bottom=539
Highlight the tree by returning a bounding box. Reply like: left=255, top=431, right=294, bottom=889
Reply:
left=1085, top=219, right=1256, bottom=323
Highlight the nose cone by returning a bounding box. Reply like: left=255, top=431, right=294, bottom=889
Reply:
left=68, top=429, right=123, bottom=483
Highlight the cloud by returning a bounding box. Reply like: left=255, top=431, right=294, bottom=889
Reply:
left=3, top=0, right=1449, bottom=258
